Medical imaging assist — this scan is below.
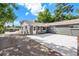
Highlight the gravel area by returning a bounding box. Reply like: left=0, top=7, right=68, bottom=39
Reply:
left=0, top=34, right=62, bottom=56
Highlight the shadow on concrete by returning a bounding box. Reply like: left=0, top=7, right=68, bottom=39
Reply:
left=0, top=35, right=62, bottom=56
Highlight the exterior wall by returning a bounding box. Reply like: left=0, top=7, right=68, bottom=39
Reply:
left=21, top=26, right=27, bottom=34
left=73, top=25, right=79, bottom=28
left=21, top=25, right=31, bottom=34
left=33, top=27, right=37, bottom=34
left=50, top=25, right=79, bottom=36
left=50, top=26, right=72, bottom=35
left=70, top=25, right=79, bottom=36
left=27, top=25, right=31, bottom=34
left=33, top=30, right=37, bottom=34
left=21, top=22, right=79, bottom=36
left=71, top=28, right=79, bottom=36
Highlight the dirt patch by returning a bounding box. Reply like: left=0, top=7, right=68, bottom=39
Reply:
left=0, top=35, right=62, bottom=56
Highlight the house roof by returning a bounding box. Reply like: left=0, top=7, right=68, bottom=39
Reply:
left=22, top=19, right=79, bottom=27
left=49, top=19, right=79, bottom=26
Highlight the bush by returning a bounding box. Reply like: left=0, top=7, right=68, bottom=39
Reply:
left=0, top=25, right=5, bottom=34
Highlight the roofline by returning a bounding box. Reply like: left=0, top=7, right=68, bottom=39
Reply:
left=21, top=19, right=79, bottom=26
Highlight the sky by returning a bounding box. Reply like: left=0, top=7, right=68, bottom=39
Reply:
left=12, top=3, right=79, bottom=26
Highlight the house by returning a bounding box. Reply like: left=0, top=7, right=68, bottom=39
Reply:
left=20, top=20, right=49, bottom=35
left=21, top=19, right=79, bottom=36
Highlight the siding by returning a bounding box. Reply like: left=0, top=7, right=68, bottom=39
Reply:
left=50, top=26, right=72, bottom=35
left=50, top=26, right=79, bottom=36
left=71, top=28, right=79, bottom=36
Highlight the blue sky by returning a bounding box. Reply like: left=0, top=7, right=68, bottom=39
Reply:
left=13, top=3, right=79, bottom=26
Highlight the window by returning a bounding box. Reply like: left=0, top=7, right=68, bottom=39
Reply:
left=34, top=27, right=36, bottom=30
left=43, top=27, right=45, bottom=30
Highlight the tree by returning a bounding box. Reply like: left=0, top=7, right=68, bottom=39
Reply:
left=76, top=9, right=79, bottom=14
left=52, top=3, right=73, bottom=21
left=37, top=3, right=75, bottom=23
left=76, top=8, right=79, bottom=18
left=0, top=3, right=18, bottom=33
left=37, top=9, right=52, bottom=23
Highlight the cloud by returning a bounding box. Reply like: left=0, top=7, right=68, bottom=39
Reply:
left=18, top=3, right=25, bottom=6
left=18, top=3, right=45, bottom=16
left=25, top=12, right=29, bottom=16
left=49, top=3, right=53, bottom=5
